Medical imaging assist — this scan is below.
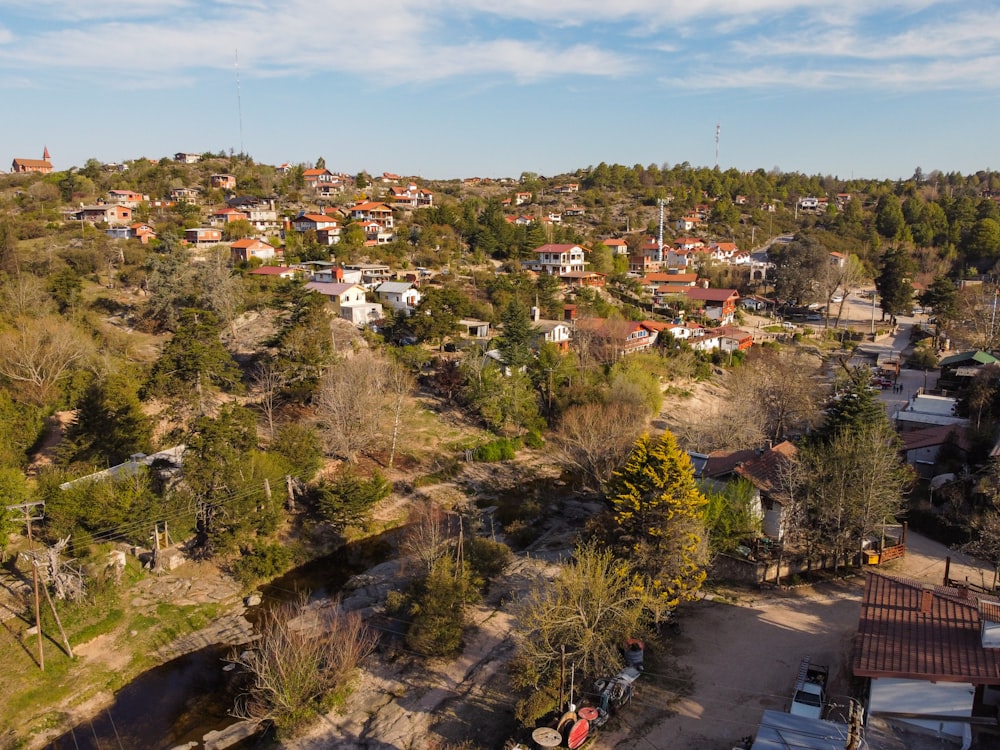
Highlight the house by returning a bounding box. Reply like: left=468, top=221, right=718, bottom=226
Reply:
left=248, top=266, right=300, bottom=280
left=894, top=393, right=969, bottom=432
left=129, top=223, right=156, bottom=244
left=388, top=183, right=433, bottom=208
left=74, top=204, right=133, bottom=226
left=289, top=212, right=340, bottom=234
left=514, top=191, right=533, bottom=206
left=742, top=294, right=774, bottom=313
left=641, top=272, right=698, bottom=291
left=829, top=251, right=846, bottom=268
left=600, top=238, right=629, bottom=256
left=230, top=238, right=277, bottom=263
left=349, top=201, right=394, bottom=229
left=683, top=287, right=740, bottom=324
left=798, top=197, right=819, bottom=210
left=210, top=174, right=236, bottom=191
left=304, top=281, right=367, bottom=311
left=560, top=271, right=605, bottom=288
left=170, top=187, right=200, bottom=203
left=340, top=301, right=384, bottom=327
left=303, top=168, right=336, bottom=187
left=522, top=244, right=588, bottom=276
left=898, top=424, right=971, bottom=478
left=734, top=441, right=798, bottom=540
left=227, top=197, right=279, bottom=233
left=107, top=189, right=148, bottom=208
left=343, top=263, right=393, bottom=289
left=458, top=319, right=491, bottom=339
left=938, top=351, right=1000, bottom=390
left=675, top=215, right=702, bottom=232
left=184, top=227, right=223, bottom=244
left=853, top=571, right=1000, bottom=743
left=709, top=241, right=739, bottom=262
left=375, top=281, right=421, bottom=315
left=714, top=326, right=754, bottom=353
left=563, top=206, right=585, bottom=217
left=210, top=207, right=249, bottom=226
left=11, top=147, right=53, bottom=174
left=574, top=318, right=657, bottom=361
left=174, top=152, right=201, bottom=164
left=381, top=172, right=401, bottom=183
left=530, top=308, right=571, bottom=352
left=551, top=183, right=579, bottom=194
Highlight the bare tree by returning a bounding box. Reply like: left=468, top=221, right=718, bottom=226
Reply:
left=314, top=349, right=389, bottom=463
left=554, top=401, right=647, bottom=489
left=385, top=359, right=415, bottom=468
left=726, top=348, right=826, bottom=444
left=0, top=316, right=91, bottom=404
left=250, top=360, right=286, bottom=439
left=400, top=502, right=455, bottom=575
left=231, top=595, right=376, bottom=736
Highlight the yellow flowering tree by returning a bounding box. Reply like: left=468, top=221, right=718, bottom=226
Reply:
left=607, top=431, right=709, bottom=616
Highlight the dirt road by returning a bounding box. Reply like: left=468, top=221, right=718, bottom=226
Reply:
left=590, top=530, right=992, bottom=750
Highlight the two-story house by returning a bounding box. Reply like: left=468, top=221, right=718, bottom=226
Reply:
left=522, top=244, right=588, bottom=276
left=375, top=281, right=422, bottom=315
left=683, top=287, right=740, bottom=324
left=230, top=238, right=277, bottom=263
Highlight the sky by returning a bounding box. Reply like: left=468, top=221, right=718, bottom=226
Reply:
left=2, top=0, right=999, bottom=181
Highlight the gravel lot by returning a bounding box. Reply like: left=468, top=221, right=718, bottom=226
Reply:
left=589, top=530, right=994, bottom=750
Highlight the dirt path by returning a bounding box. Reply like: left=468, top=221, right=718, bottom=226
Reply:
left=585, top=530, right=988, bottom=750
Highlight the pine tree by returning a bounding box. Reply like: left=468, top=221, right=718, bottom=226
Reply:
left=607, top=431, right=709, bottom=613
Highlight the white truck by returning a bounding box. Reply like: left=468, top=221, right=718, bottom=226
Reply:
left=789, top=656, right=828, bottom=719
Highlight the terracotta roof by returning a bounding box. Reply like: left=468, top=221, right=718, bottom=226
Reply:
left=684, top=287, right=739, bottom=303
left=734, top=441, right=797, bottom=498
left=12, top=158, right=52, bottom=168
left=643, top=272, right=697, bottom=284
left=853, top=572, right=1000, bottom=683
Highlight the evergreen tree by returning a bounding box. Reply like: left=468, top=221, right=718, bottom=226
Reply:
left=496, top=300, right=534, bottom=371
left=815, top=370, right=885, bottom=443
left=875, top=245, right=915, bottom=319
left=147, top=308, right=243, bottom=400
left=63, top=371, right=152, bottom=467
left=607, top=431, right=709, bottom=613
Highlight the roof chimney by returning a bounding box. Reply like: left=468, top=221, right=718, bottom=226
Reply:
left=920, top=585, right=934, bottom=615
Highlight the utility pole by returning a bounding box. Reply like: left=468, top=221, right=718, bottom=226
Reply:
left=9, top=501, right=46, bottom=670
left=844, top=698, right=863, bottom=750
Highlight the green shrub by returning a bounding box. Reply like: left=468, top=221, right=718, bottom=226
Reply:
left=524, top=430, right=545, bottom=449
left=464, top=537, right=513, bottom=591
left=473, top=437, right=520, bottom=462
left=230, top=542, right=292, bottom=586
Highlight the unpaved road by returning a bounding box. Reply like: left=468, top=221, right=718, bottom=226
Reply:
left=589, top=529, right=992, bottom=750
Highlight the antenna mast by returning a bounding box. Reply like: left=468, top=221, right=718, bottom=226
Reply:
left=235, top=49, right=244, bottom=156
left=715, top=123, right=721, bottom=169
left=657, top=198, right=665, bottom=263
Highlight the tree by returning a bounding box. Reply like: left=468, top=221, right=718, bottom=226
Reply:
left=704, top=478, right=763, bottom=554
left=769, top=234, right=828, bottom=304
left=314, top=466, right=390, bottom=529
left=147, top=309, right=243, bottom=403
left=0, top=316, right=91, bottom=405
left=920, top=275, right=958, bottom=347
left=223, top=218, right=254, bottom=241
left=231, top=595, right=375, bottom=738
left=0, top=467, right=30, bottom=554
left=62, top=371, right=152, bottom=467
left=314, top=349, right=391, bottom=462
left=875, top=194, right=908, bottom=241
left=409, top=287, right=467, bottom=349
left=875, top=245, right=915, bottom=320
left=511, top=542, right=649, bottom=694
left=555, top=401, right=648, bottom=489
left=815, top=368, right=885, bottom=442
left=966, top=218, right=1000, bottom=262
left=496, top=300, right=534, bottom=372
left=606, top=431, right=709, bottom=614
left=801, top=421, right=911, bottom=568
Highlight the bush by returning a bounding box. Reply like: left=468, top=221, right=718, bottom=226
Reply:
left=908, top=347, right=939, bottom=371
left=230, top=542, right=292, bottom=586
left=464, top=537, right=513, bottom=591
left=524, top=430, right=545, bottom=449
left=406, top=557, right=469, bottom=657
left=473, top=437, right=520, bottom=462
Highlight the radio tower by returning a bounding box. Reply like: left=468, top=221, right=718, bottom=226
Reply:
left=714, top=123, right=721, bottom=169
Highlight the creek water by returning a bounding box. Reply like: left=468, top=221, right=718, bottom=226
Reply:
left=47, top=532, right=396, bottom=750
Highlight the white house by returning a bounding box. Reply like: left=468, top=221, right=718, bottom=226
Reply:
left=375, top=281, right=421, bottom=315
left=522, top=243, right=588, bottom=276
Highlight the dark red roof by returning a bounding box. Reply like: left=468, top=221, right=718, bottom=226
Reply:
left=684, top=287, right=739, bottom=303
left=853, top=572, right=1000, bottom=683
left=734, top=441, right=797, bottom=499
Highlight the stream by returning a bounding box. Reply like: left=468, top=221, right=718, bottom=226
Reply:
left=47, top=533, right=396, bottom=750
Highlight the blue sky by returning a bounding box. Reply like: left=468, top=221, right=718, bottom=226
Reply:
left=2, top=1, right=998, bottom=180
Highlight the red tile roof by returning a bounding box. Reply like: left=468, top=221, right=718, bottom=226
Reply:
left=854, top=572, right=1000, bottom=683
left=734, top=441, right=797, bottom=497
left=684, top=287, right=740, bottom=303
left=533, top=243, right=586, bottom=254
